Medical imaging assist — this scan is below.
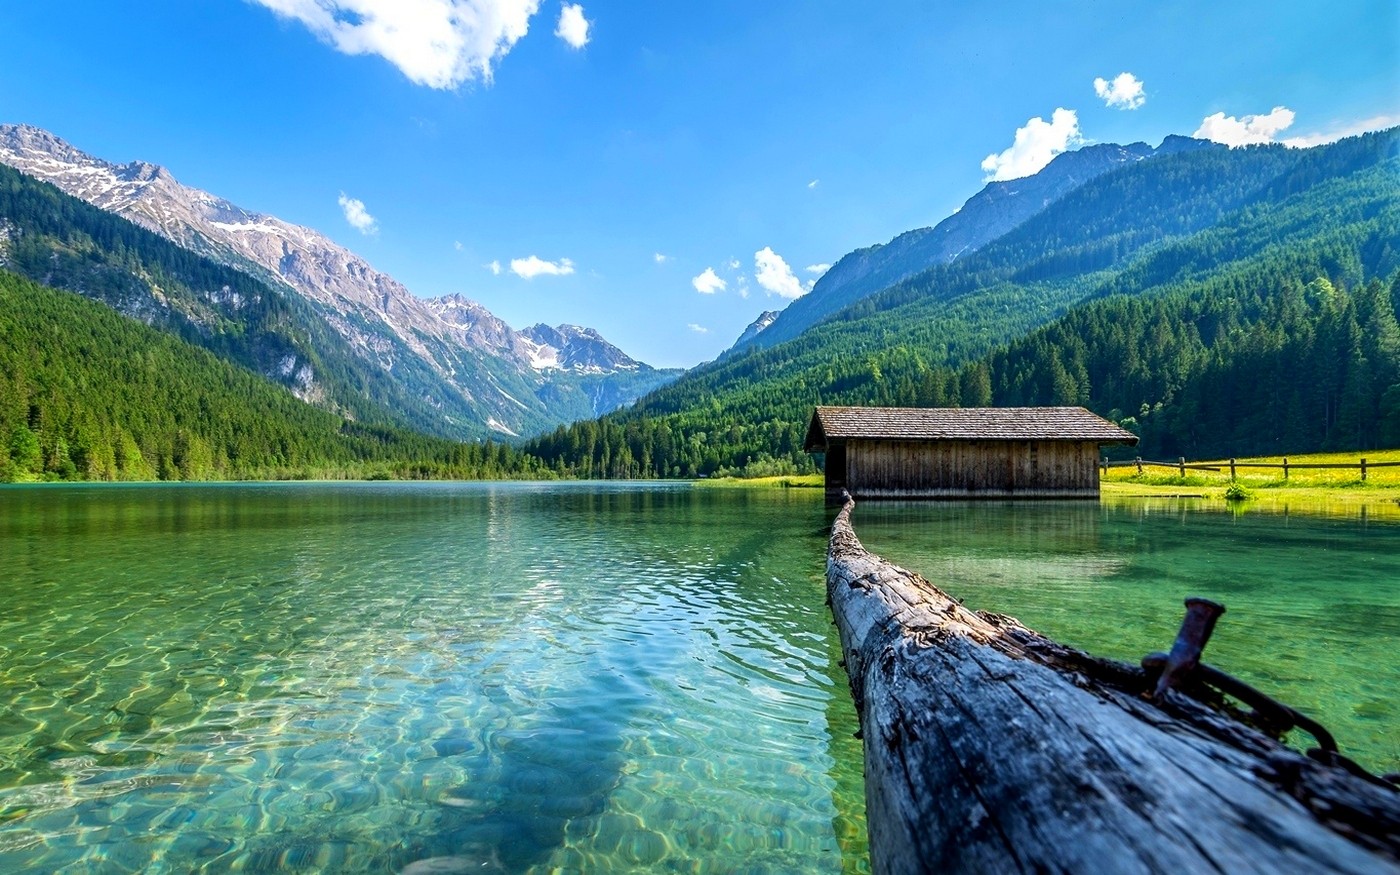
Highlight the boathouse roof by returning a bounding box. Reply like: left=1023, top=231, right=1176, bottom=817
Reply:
left=803, top=406, right=1139, bottom=451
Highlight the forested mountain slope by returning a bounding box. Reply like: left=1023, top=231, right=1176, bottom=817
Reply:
left=0, top=270, right=548, bottom=481
left=0, top=124, right=679, bottom=440
left=652, top=136, right=1356, bottom=421
left=0, top=162, right=461, bottom=435
left=983, top=274, right=1400, bottom=459
left=735, top=138, right=1215, bottom=354
left=525, top=129, right=1400, bottom=477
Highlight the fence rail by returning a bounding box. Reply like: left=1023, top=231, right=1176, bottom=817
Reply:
left=1103, top=456, right=1400, bottom=481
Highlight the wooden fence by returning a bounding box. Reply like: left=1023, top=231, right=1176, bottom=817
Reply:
left=1103, top=456, right=1400, bottom=481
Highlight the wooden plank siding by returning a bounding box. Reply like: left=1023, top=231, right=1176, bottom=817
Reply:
left=805, top=407, right=1136, bottom=500
left=845, top=439, right=1101, bottom=499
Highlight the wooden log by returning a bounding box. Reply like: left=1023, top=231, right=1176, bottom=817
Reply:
left=825, top=494, right=1400, bottom=874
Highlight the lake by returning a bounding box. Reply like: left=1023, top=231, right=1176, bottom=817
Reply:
left=1, top=483, right=1396, bottom=873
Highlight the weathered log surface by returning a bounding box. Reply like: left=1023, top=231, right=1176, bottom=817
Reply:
left=826, top=495, right=1400, bottom=875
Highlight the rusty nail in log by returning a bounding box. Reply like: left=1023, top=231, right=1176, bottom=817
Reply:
left=1153, top=597, right=1226, bottom=698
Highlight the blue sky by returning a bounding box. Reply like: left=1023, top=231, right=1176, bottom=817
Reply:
left=3, top=1, right=1396, bottom=367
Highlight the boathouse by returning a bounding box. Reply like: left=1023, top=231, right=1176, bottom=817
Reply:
left=803, top=406, right=1139, bottom=500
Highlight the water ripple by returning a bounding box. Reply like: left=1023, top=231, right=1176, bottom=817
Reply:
left=0, top=483, right=864, bottom=873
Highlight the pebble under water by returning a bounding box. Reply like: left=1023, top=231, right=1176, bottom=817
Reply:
left=2, top=483, right=1396, bottom=872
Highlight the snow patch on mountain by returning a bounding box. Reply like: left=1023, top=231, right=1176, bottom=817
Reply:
left=0, top=123, right=675, bottom=437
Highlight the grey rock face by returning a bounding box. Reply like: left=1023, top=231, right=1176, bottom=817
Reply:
left=519, top=323, right=641, bottom=373
left=0, top=123, right=672, bottom=437
left=731, top=310, right=780, bottom=349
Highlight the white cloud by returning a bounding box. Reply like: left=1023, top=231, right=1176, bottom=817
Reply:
left=337, top=192, right=378, bottom=234
left=555, top=2, right=590, bottom=49
left=805, top=263, right=831, bottom=275
left=487, top=259, right=502, bottom=275
left=654, top=252, right=670, bottom=264
left=1093, top=72, right=1145, bottom=110
left=510, top=255, right=574, bottom=278
left=726, top=258, right=741, bottom=270
left=1194, top=106, right=1296, bottom=147
left=251, top=0, right=540, bottom=89
left=1281, top=113, right=1400, bottom=148
left=981, top=108, right=1083, bottom=181
left=754, top=247, right=806, bottom=300
left=687, top=323, right=708, bottom=334
left=453, top=240, right=463, bottom=251
left=807, top=179, right=819, bottom=189
left=692, top=267, right=727, bottom=294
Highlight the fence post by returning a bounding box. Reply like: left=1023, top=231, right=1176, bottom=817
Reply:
left=1102, top=456, right=1108, bottom=475
left=1282, top=457, right=1288, bottom=480
left=1135, top=456, right=1143, bottom=475
left=1179, top=457, right=1185, bottom=477
left=1229, top=458, right=1236, bottom=481
left=1361, top=458, right=1367, bottom=482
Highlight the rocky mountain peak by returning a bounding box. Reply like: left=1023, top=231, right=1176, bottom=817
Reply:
left=116, top=160, right=175, bottom=185
left=1154, top=134, right=1218, bottom=157
left=428, top=293, right=493, bottom=325
left=733, top=311, right=780, bottom=348
left=520, top=323, right=640, bottom=373
left=0, top=123, right=678, bottom=437
left=1, top=123, right=85, bottom=163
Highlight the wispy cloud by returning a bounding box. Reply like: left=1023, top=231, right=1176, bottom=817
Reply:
left=1093, top=72, right=1145, bottom=110
left=337, top=192, right=378, bottom=234
left=555, top=3, right=590, bottom=49
left=692, top=267, right=727, bottom=294
left=981, top=108, right=1082, bottom=181
left=1281, top=113, right=1400, bottom=148
left=807, top=179, right=819, bottom=189
left=510, top=255, right=574, bottom=278
left=805, top=263, right=830, bottom=275
left=726, top=258, right=741, bottom=270
left=250, top=0, right=540, bottom=89
left=487, top=259, right=502, bottom=275
left=453, top=240, right=464, bottom=251
left=654, top=252, right=670, bottom=264
left=687, top=323, right=708, bottom=334
left=754, top=247, right=805, bottom=299
left=1194, top=106, right=1295, bottom=146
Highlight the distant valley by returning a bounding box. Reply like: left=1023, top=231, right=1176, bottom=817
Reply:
left=0, top=123, right=680, bottom=442
left=1, top=122, right=1396, bottom=483
left=528, top=128, right=1400, bottom=477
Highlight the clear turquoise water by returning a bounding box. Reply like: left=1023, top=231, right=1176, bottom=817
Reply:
left=1, top=485, right=1396, bottom=873
left=853, top=498, right=1400, bottom=774
left=0, top=483, right=866, bottom=873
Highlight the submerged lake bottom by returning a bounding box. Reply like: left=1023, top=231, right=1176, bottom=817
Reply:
left=0, top=482, right=1396, bottom=873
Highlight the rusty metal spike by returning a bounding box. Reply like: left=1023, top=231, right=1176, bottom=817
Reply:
left=1152, top=597, right=1225, bottom=698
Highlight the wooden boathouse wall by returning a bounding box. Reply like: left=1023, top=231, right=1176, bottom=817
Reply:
left=845, top=438, right=1102, bottom=499
left=804, top=406, right=1138, bottom=501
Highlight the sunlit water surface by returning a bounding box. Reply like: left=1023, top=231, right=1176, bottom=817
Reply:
left=854, top=497, right=1400, bottom=774
left=0, top=483, right=864, bottom=873
left=1, top=484, right=1397, bottom=873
